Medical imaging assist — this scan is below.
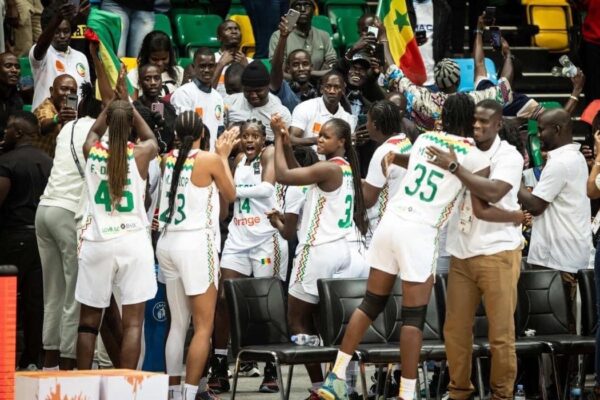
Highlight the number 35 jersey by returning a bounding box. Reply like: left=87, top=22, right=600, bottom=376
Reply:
left=157, top=149, right=219, bottom=233
left=81, top=141, right=149, bottom=241
left=298, top=157, right=354, bottom=247
left=389, top=131, right=489, bottom=229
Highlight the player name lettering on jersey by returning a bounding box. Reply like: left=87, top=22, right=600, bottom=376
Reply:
left=233, top=216, right=262, bottom=226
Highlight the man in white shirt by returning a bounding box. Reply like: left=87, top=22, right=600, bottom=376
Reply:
left=212, top=19, right=251, bottom=98
left=518, top=108, right=592, bottom=331
left=289, top=71, right=357, bottom=147
left=29, top=2, right=90, bottom=110
left=430, top=100, right=525, bottom=400
left=224, top=60, right=291, bottom=142
left=171, top=47, right=225, bottom=152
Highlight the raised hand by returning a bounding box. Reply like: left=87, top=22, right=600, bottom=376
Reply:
left=425, top=145, right=458, bottom=170
left=216, top=126, right=241, bottom=157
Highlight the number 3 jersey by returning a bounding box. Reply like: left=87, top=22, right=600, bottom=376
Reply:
left=298, top=157, right=354, bottom=247
left=80, top=141, right=149, bottom=241
left=389, top=131, right=489, bottom=229
left=157, top=149, right=219, bottom=233
left=225, top=154, right=278, bottom=252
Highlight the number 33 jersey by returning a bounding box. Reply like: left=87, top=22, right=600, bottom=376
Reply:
left=298, top=157, right=354, bottom=247
left=157, top=149, right=219, bottom=233
left=389, top=131, right=489, bottom=229
left=81, top=141, right=149, bottom=241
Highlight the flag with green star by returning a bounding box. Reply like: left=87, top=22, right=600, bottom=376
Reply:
left=377, top=0, right=427, bottom=85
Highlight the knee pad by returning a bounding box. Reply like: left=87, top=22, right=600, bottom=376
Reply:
left=78, top=325, right=99, bottom=336
left=401, top=305, right=428, bottom=331
left=358, top=290, right=389, bottom=321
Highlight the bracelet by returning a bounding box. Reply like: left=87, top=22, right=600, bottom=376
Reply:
left=52, top=114, right=59, bottom=125
left=474, top=29, right=484, bottom=35
left=569, top=95, right=579, bottom=101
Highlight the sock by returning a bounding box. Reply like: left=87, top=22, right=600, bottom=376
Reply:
left=331, top=350, right=352, bottom=380
left=198, top=377, right=208, bottom=393
left=183, top=383, right=198, bottom=400
left=399, top=377, right=417, bottom=400
left=169, top=384, right=182, bottom=400
left=214, top=348, right=228, bottom=357
left=311, top=381, right=323, bottom=390
left=42, top=366, right=59, bottom=371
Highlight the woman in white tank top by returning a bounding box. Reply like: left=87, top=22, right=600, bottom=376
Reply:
left=271, top=114, right=369, bottom=393
left=156, top=111, right=237, bottom=400
left=76, top=99, right=159, bottom=370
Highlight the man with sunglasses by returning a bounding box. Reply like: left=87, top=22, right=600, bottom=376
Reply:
left=518, top=108, right=592, bottom=332
left=268, top=0, right=337, bottom=77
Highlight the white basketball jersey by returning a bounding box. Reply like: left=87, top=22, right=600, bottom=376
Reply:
left=80, top=141, right=148, bottom=241
left=226, top=154, right=277, bottom=251
left=157, top=149, right=220, bottom=232
left=298, top=157, right=354, bottom=247
left=367, top=134, right=412, bottom=232
left=389, top=131, right=489, bottom=228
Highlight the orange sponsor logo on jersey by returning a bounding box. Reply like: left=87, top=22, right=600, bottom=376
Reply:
left=312, top=122, right=321, bottom=135
left=195, top=107, right=204, bottom=117
left=55, top=59, right=65, bottom=72
left=233, top=216, right=261, bottom=226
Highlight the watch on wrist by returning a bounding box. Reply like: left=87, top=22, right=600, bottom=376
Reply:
left=448, top=161, right=459, bottom=174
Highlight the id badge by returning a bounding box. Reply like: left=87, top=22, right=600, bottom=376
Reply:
left=459, top=193, right=473, bottom=234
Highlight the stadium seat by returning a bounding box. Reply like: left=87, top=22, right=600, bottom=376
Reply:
left=177, top=57, right=193, bottom=69
left=311, top=15, right=340, bottom=50
left=19, top=57, right=32, bottom=82
left=259, top=59, right=272, bottom=73
left=175, top=14, right=223, bottom=58
left=154, top=13, right=174, bottom=41
left=336, top=16, right=360, bottom=51
left=522, top=0, right=573, bottom=52
left=229, top=14, right=256, bottom=58
left=452, top=58, right=498, bottom=93
left=120, top=57, right=138, bottom=73
left=227, top=5, right=247, bottom=16
left=326, top=7, right=365, bottom=29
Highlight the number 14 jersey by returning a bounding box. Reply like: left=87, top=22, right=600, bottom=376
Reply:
left=81, top=141, right=149, bottom=241
left=389, top=131, right=489, bottom=229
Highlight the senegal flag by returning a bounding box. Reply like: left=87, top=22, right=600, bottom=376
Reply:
left=377, top=0, right=427, bottom=85
left=85, top=8, right=134, bottom=95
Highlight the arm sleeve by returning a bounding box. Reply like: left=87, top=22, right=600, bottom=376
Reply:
left=532, top=159, right=567, bottom=203
left=236, top=182, right=276, bottom=199
left=322, top=34, right=338, bottom=68
left=268, top=31, right=280, bottom=62
left=489, top=150, right=524, bottom=189
left=290, top=102, right=309, bottom=131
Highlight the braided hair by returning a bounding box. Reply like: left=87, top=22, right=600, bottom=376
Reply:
left=368, top=100, right=403, bottom=137
left=442, top=93, right=475, bottom=137
left=164, top=111, right=204, bottom=226
left=106, top=100, right=134, bottom=210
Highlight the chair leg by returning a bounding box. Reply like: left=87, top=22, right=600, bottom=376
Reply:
left=285, top=364, right=294, bottom=400
left=383, top=363, right=393, bottom=399
left=375, top=365, right=384, bottom=397
left=416, top=366, right=423, bottom=400
left=357, top=354, right=369, bottom=400
left=230, top=355, right=242, bottom=400
left=273, top=357, right=286, bottom=400
left=538, top=354, right=548, bottom=400
left=436, top=360, right=447, bottom=400
left=475, top=357, right=486, bottom=400
left=423, top=361, right=431, bottom=400
left=549, top=351, right=563, bottom=400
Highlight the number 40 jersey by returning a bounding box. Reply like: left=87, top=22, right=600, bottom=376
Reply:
left=389, top=131, right=489, bottom=229
left=81, top=141, right=149, bottom=241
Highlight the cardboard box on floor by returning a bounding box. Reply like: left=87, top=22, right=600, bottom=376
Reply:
left=15, top=369, right=168, bottom=400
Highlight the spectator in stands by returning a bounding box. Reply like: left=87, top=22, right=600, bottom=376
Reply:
left=32, top=73, right=77, bottom=158
left=5, top=0, right=43, bottom=57
left=342, top=14, right=380, bottom=71
left=518, top=108, right=592, bottom=332
left=171, top=47, right=225, bottom=152
left=35, top=82, right=101, bottom=372
left=435, top=99, right=525, bottom=400
left=101, top=0, right=155, bottom=58
left=0, top=111, right=53, bottom=371
left=0, top=52, right=24, bottom=140
left=289, top=71, right=356, bottom=146
left=270, top=19, right=318, bottom=112
left=224, top=62, right=244, bottom=96
left=30, top=1, right=89, bottom=110
left=213, top=20, right=251, bottom=98
left=243, top=0, right=288, bottom=59
left=380, top=22, right=513, bottom=132
left=225, top=59, right=292, bottom=142
left=577, top=0, right=600, bottom=104
left=128, top=31, right=184, bottom=100
left=133, top=64, right=176, bottom=154
left=269, top=0, right=337, bottom=76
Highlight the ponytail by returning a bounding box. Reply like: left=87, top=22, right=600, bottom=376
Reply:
left=106, top=100, right=133, bottom=210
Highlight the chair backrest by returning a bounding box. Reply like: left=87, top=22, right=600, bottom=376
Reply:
left=154, top=13, right=174, bottom=41
left=385, top=278, right=443, bottom=342
left=452, top=58, right=498, bottom=93
left=175, top=14, right=222, bottom=52
left=312, top=15, right=334, bottom=36
left=336, top=16, right=360, bottom=51
left=517, top=269, right=571, bottom=335
left=318, top=278, right=388, bottom=346
left=224, top=278, right=290, bottom=356
left=523, top=0, right=572, bottom=52
left=577, top=269, right=597, bottom=336
left=326, top=6, right=364, bottom=29
left=229, top=14, right=256, bottom=57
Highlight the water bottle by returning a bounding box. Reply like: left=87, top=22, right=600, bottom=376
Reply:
left=570, top=385, right=582, bottom=400
left=559, top=55, right=578, bottom=78
left=514, top=384, right=526, bottom=400
left=291, top=334, right=320, bottom=346
left=551, top=66, right=563, bottom=77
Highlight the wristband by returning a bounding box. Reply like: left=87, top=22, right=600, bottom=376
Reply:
left=474, top=29, right=484, bottom=35
left=53, top=114, right=59, bottom=125
left=569, top=95, right=579, bottom=101
left=594, top=161, right=600, bottom=167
